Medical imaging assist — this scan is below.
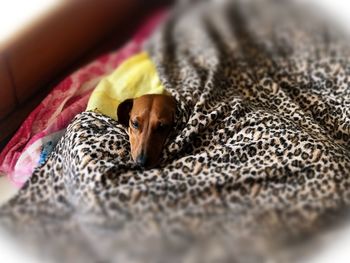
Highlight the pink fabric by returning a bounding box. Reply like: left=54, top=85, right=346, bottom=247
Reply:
left=0, top=9, right=167, bottom=187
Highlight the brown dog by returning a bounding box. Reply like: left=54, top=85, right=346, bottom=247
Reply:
left=117, top=94, right=176, bottom=168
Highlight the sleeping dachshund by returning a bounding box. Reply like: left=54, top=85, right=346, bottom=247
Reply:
left=117, top=94, right=176, bottom=169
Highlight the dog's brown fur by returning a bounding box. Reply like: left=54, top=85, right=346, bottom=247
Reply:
left=117, top=94, right=176, bottom=168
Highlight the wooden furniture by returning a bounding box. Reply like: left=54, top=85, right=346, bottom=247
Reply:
left=0, top=0, right=171, bottom=150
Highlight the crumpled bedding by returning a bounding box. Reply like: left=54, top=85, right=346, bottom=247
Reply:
left=0, top=9, right=166, bottom=186
left=86, top=51, right=166, bottom=120
left=1, top=1, right=350, bottom=262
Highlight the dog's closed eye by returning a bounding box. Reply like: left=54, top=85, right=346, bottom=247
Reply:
left=156, top=122, right=172, bottom=132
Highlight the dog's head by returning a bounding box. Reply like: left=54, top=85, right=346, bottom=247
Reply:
left=117, top=94, right=176, bottom=169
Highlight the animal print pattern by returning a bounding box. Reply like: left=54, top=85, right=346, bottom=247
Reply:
left=1, top=1, right=350, bottom=262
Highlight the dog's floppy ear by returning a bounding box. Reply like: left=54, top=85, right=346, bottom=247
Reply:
left=117, top=99, right=133, bottom=126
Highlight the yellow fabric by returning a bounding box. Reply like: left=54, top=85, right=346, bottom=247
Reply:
left=86, top=52, right=165, bottom=120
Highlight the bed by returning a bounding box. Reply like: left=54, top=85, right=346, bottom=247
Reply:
left=0, top=1, right=350, bottom=262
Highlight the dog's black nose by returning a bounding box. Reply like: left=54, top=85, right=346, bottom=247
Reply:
left=136, top=153, right=148, bottom=167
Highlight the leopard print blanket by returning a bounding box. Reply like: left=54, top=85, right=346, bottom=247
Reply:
left=1, top=1, right=350, bottom=262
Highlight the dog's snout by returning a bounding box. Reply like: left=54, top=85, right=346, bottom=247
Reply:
left=136, top=152, right=148, bottom=167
